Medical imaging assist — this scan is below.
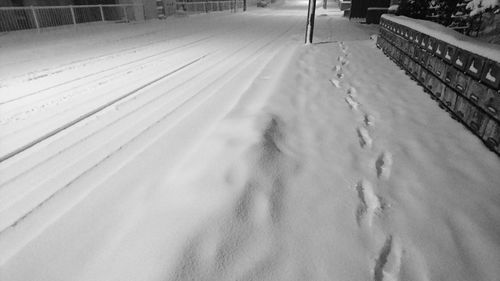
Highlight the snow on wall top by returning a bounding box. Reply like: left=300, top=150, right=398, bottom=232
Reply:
left=388, top=5, right=399, bottom=12
left=381, top=14, right=500, bottom=62
left=466, top=0, right=499, bottom=16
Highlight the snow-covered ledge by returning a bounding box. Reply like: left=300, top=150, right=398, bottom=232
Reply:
left=381, top=14, right=500, bottom=63
left=378, top=14, right=500, bottom=155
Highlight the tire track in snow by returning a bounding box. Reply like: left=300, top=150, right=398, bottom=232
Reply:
left=0, top=22, right=252, bottom=132
left=1, top=18, right=294, bottom=189
left=0, top=16, right=297, bottom=165
left=0, top=55, right=208, bottom=164
left=0, top=18, right=303, bottom=263
left=0, top=36, right=217, bottom=128
left=0, top=14, right=241, bottom=90
left=0, top=34, right=217, bottom=106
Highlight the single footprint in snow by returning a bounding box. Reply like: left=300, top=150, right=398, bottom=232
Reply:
left=337, top=72, right=344, bottom=79
left=337, top=54, right=350, bottom=66
left=339, top=41, right=348, bottom=50
left=357, top=127, right=372, bottom=148
left=376, top=152, right=393, bottom=179
left=345, top=96, right=359, bottom=111
left=346, top=87, right=357, bottom=96
left=330, top=78, right=341, bottom=88
left=364, top=114, right=374, bottom=127
left=373, top=236, right=403, bottom=281
left=333, top=65, right=342, bottom=72
left=355, top=180, right=380, bottom=227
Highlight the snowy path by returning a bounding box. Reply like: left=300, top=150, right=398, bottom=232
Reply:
left=0, top=9, right=303, bottom=276
left=1, top=3, right=500, bottom=281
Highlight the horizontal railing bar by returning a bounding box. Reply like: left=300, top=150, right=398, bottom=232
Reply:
left=174, top=1, right=243, bottom=4
left=0, top=4, right=140, bottom=11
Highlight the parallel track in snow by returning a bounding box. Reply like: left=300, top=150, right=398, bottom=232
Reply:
left=0, top=13, right=238, bottom=90
left=0, top=16, right=301, bottom=246
left=0, top=17, right=246, bottom=107
left=0, top=35, right=215, bottom=106
left=0, top=20, right=248, bottom=160
left=0, top=55, right=207, bottom=163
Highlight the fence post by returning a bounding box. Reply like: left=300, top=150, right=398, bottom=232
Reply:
left=30, top=6, right=40, bottom=31
left=122, top=6, right=128, bottom=21
left=99, top=5, right=105, bottom=21
left=205, top=1, right=208, bottom=13
left=70, top=5, right=76, bottom=25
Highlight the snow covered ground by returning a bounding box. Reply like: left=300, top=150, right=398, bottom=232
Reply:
left=1, top=2, right=500, bottom=281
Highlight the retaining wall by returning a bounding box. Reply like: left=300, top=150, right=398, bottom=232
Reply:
left=377, top=14, right=500, bottom=155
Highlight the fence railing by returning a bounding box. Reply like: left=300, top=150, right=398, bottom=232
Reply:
left=164, top=1, right=244, bottom=15
left=0, top=4, right=143, bottom=32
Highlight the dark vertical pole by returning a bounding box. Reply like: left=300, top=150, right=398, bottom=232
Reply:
left=309, top=0, right=317, bottom=43
left=244, top=0, right=247, bottom=11
left=323, top=0, right=327, bottom=9
left=305, top=0, right=312, bottom=43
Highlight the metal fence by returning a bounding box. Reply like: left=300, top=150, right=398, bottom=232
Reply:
left=0, top=4, right=143, bottom=32
left=164, top=1, right=244, bottom=15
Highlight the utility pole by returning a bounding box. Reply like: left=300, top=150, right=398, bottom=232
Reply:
left=305, top=0, right=317, bottom=44
left=305, top=0, right=311, bottom=43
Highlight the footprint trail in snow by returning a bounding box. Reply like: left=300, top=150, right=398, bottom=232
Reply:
left=330, top=41, right=403, bottom=281
left=331, top=42, right=402, bottom=281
